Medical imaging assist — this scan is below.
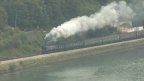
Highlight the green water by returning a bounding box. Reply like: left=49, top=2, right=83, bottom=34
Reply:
left=1, top=46, right=144, bottom=81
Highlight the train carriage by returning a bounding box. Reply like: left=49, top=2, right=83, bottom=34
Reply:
left=43, top=30, right=144, bottom=54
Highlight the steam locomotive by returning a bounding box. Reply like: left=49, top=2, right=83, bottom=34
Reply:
left=42, top=30, right=144, bottom=54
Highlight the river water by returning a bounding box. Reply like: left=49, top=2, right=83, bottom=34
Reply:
left=1, top=45, right=144, bottom=81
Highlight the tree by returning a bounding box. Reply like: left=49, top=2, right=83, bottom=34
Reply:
left=0, top=7, right=7, bottom=29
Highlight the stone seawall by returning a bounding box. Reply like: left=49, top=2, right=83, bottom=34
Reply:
left=0, top=38, right=144, bottom=74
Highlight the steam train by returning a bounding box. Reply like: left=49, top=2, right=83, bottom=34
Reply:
left=42, top=30, right=144, bottom=54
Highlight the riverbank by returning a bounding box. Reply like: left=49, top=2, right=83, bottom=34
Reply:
left=0, top=38, right=144, bottom=74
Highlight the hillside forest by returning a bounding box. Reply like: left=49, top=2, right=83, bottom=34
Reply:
left=0, top=0, right=142, bottom=60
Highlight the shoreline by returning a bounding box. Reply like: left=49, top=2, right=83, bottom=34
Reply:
left=0, top=38, right=144, bottom=74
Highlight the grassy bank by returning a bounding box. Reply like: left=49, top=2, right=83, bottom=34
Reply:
left=0, top=26, right=46, bottom=60
left=0, top=38, right=144, bottom=74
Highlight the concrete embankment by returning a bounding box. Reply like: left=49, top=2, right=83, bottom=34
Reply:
left=0, top=38, right=144, bottom=74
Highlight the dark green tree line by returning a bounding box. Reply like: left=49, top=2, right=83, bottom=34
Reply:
left=0, top=0, right=104, bottom=30
left=0, top=0, right=133, bottom=31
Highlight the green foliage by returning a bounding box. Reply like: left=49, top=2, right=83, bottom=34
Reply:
left=9, top=64, right=16, bottom=72
left=0, top=0, right=102, bottom=30
left=0, top=26, right=45, bottom=59
left=0, top=0, right=132, bottom=30
left=0, top=0, right=135, bottom=60
left=0, top=7, right=7, bottom=29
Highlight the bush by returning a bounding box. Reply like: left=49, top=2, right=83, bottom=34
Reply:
left=9, top=64, right=16, bottom=72
left=0, top=27, right=45, bottom=59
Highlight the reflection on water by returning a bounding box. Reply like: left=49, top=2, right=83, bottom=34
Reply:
left=1, top=46, right=144, bottom=81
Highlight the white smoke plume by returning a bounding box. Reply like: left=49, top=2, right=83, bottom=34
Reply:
left=45, top=1, right=135, bottom=41
left=130, top=0, right=144, bottom=26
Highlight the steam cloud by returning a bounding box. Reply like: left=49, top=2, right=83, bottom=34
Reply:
left=130, top=0, right=144, bottom=26
left=45, top=1, right=135, bottom=41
